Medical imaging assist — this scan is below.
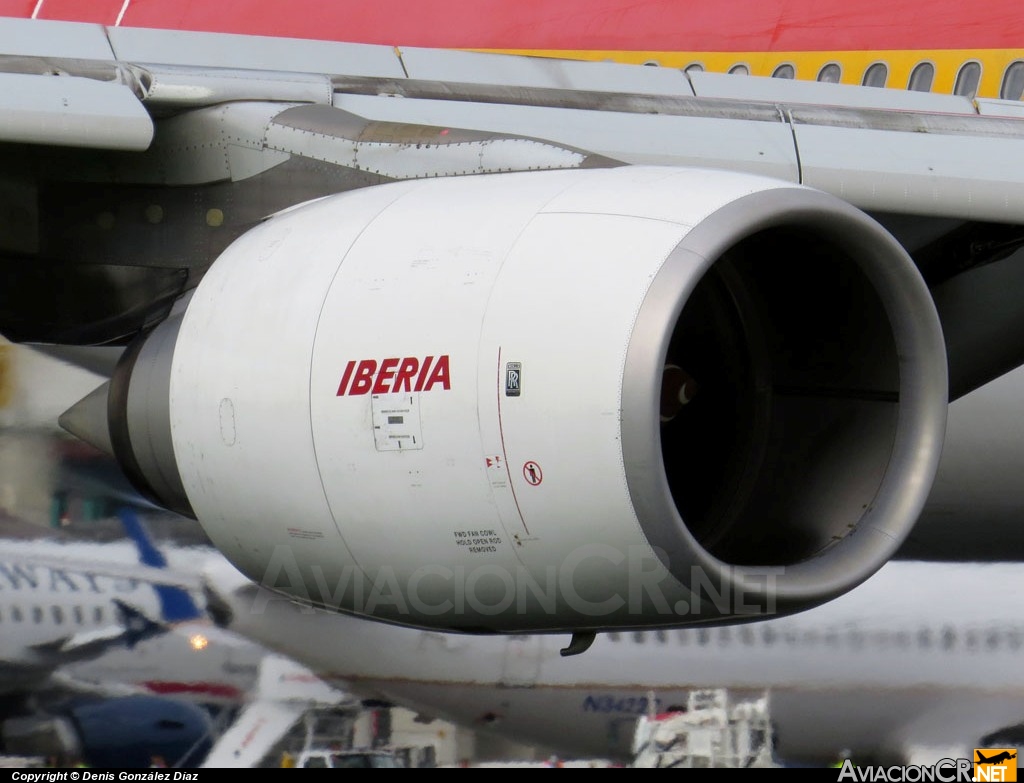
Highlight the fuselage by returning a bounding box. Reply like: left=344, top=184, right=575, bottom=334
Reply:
left=0, top=541, right=167, bottom=685
left=0, top=535, right=234, bottom=701
left=213, top=557, right=1024, bottom=764
left=6, top=0, right=1024, bottom=99
left=63, top=620, right=262, bottom=709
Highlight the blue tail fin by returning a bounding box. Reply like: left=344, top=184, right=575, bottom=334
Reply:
left=118, top=508, right=204, bottom=623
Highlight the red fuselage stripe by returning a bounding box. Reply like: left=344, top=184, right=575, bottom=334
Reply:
left=143, top=680, right=242, bottom=700
left=4, top=0, right=1024, bottom=52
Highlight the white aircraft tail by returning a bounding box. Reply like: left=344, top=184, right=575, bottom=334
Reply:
left=201, top=655, right=348, bottom=768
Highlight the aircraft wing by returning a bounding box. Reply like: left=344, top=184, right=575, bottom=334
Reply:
left=7, top=16, right=1024, bottom=633
left=200, top=654, right=350, bottom=768
left=2, top=20, right=1021, bottom=216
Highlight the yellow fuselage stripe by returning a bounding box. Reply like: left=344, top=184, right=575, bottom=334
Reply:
left=479, top=48, right=1024, bottom=99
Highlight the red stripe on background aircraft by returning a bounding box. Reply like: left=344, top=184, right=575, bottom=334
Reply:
left=5, top=0, right=1024, bottom=638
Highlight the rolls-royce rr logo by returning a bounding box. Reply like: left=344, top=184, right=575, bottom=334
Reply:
left=505, top=362, right=521, bottom=396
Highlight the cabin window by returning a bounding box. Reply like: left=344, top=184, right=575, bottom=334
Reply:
left=739, top=626, right=755, bottom=646
left=73, top=606, right=83, bottom=624
left=772, top=63, right=795, bottom=79
left=697, top=628, right=710, bottom=646
left=954, top=61, right=982, bottom=98
left=718, top=627, right=731, bottom=646
left=52, top=606, right=63, bottom=625
left=1000, top=61, right=1024, bottom=100
left=862, top=62, right=889, bottom=87
left=607, top=632, right=621, bottom=642
left=817, top=63, right=842, bottom=83
left=729, top=64, right=750, bottom=76
left=11, top=607, right=22, bottom=623
left=761, top=626, right=777, bottom=646
left=941, top=626, right=956, bottom=650
left=908, top=62, right=935, bottom=92
left=94, top=606, right=104, bottom=623
left=916, top=627, right=933, bottom=648
left=32, top=606, right=43, bottom=624
left=632, top=631, right=646, bottom=644
left=655, top=629, right=668, bottom=644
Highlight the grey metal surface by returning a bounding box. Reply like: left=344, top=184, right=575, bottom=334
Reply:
left=134, top=64, right=334, bottom=109
left=689, top=70, right=975, bottom=113
left=794, top=123, right=1024, bottom=222
left=399, top=46, right=696, bottom=96
left=58, top=381, right=114, bottom=457
left=0, top=17, right=114, bottom=59
left=333, top=93, right=803, bottom=181
left=333, top=91, right=1024, bottom=223
left=106, top=25, right=406, bottom=78
left=26, top=344, right=125, bottom=377
left=1, top=19, right=1023, bottom=223
left=931, top=249, right=1024, bottom=399
left=106, top=303, right=192, bottom=518
left=0, top=72, right=152, bottom=150
left=976, top=98, right=1024, bottom=117
left=908, top=363, right=1024, bottom=560
left=110, top=102, right=297, bottom=186
left=266, top=104, right=618, bottom=178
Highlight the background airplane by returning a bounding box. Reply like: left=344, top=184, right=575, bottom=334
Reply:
left=0, top=509, right=206, bottom=699
left=0, top=508, right=222, bottom=765
left=203, top=553, right=1024, bottom=767
left=5, top=0, right=1024, bottom=637
left=0, top=507, right=353, bottom=767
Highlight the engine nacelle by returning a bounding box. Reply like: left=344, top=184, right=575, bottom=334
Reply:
left=75, top=166, right=948, bottom=632
left=2, top=695, right=214, bottom=767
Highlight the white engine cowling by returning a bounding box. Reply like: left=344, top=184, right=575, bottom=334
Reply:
left=90, top=166, right=948, bottom=633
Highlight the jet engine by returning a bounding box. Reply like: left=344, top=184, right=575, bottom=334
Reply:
left=62, top=166, right=948, bottom=633
left=2, top=695, right=214, bottom=767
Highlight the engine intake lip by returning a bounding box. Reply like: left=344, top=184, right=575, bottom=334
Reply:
left=621, top=186, right=948, bottom=612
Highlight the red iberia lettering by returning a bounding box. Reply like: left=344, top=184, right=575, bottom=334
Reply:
left=336, top=360, right=356, bottom=396
left=393, top=357, right=419, bottom=392
left=349, top=359, right=378, bottom=395
left=372, top=357, right=400, bottom=394
left=424, top=354, right=451, bottom=391
left=337, top=355, right=451, bottom=396
left=414, top=356, right=435, bottom=392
